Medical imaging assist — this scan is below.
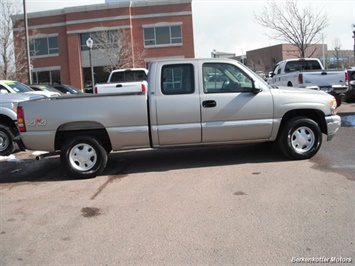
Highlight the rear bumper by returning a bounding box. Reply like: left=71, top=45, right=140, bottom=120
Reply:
left=325, top=115, right=341, bottom=141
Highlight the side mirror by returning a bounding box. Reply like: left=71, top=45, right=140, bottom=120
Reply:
left=252, top=81, right=262, bottom=94
left=270, top=73, right=275, bottom=77
left=0, top=89, right=9, bottom=94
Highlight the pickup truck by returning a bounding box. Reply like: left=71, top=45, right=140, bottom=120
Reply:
left=269, top=58, right=348, bottom=106
left=0, top=93, right=44, bottom=156
left=94, top=68, right=148, bottom=94
left=344, top=68, right=355, bottom=102
left=15, top=58, right=341, bottom=178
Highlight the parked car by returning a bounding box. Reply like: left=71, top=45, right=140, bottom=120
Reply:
left=29, top=84, right=62, bottom=96
left=52, top=84, right=84, bottom=95
left=344, top=68, right=355, bottom=102
left=0, top=93, right=44, bottom=156
left=0, top=80, right=60, bottom=98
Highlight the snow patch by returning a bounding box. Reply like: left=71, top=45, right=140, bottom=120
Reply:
left=342, top=115, right=355, bottom=127
left=0, top=155, right=23, bottom=162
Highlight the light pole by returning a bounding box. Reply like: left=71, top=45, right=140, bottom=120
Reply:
left=86, top=37, right=94, bottom=91
left=352, top=24, right=355, bottom=65
left=23, top=0, right=32, bottom=84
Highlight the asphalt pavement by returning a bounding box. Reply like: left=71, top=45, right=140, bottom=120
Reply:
left=0, top=102, right=354, bottom=265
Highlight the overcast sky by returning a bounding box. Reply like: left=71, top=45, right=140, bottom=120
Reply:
left=25, top=0, right=355, bottom=58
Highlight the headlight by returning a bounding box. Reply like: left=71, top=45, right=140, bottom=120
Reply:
left=330, top=98, right=337, bottom=114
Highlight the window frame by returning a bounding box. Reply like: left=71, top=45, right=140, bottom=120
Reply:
left=161, top=64, right=194, bottom=95
left=143, top=24, right=182, bottom=48
left=202, top=63, right=254, bottom=94
left=29, top=35, right=59, bottom=58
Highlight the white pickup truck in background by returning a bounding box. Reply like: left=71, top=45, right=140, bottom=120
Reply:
left=269, top=58, right=348, bottom=106
left=94, top=68, right=148, bottom=94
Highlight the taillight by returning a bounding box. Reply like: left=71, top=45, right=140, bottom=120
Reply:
left=345, top=71, right=348, bottom=82
left=94, top=86, right=98, bottom=94
left=17, top=106, right=26, bottom=132
left=298, top=73, right=303, bottom=84
left=141, top=82, right=147, bottom=93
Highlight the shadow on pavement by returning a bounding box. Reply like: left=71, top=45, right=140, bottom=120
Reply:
left=0, top=143, right=287, bottom=184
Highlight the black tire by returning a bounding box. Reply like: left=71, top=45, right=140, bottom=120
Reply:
left=60, top=136, right=108, bottom=179
left=278, top=117, right=322, bottom=160
left=0, top=124, right=16, bottom=156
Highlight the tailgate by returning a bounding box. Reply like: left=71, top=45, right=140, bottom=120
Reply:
left=304, top=71, right=346, bottom=87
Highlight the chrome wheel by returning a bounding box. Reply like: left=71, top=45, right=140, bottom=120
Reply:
left=0, top=131, right=10, bottom=153
left=69, top=143, right=97, bottom=171
left=290, top=126, right=315, bottom=153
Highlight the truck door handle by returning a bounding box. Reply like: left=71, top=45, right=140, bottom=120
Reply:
left=116, top=84, right=122, bottom=87
left=202, top=100, right=217, bottom=108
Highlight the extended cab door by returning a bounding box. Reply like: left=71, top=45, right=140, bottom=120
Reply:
left=200, top=62, right=274, bottom=143
left=150, top=63, right=202, bottom=146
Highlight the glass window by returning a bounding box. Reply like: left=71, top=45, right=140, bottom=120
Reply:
left=48, top=37, right=58, bottom=54
left=110, top=70, right=147, bottom=83
left=80, top=30, right=120, bottom=51
left=161, top=64, right=194, bottom=95
left=144, top=25, right=182, bottom=47
left=32, top=70, right=61, bottom=85
left=30, top=36, right=58, bottom=57
left=144, top=28, right=155, bottom=46
left=203, top=63, right=253, bottom=93
left=156, top=27, right=170, bottom=45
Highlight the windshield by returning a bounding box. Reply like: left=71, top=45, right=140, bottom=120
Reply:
left=5, top=81, right=33, bottom=93
left=110, top=70, right=148, bottom=83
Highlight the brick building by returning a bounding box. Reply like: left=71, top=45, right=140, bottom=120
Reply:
left=13, top=0, right=194, bottom=89
left=245, top=43, right=327, bottom=74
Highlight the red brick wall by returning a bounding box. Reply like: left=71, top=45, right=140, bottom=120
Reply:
left=15, top=1, right=194, bottom=89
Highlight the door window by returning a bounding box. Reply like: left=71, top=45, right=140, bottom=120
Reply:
left=161, top=64, right=194, bottom=95
left=203, top=63, right=253, bottom=93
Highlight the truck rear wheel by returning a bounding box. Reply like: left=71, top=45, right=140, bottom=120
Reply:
left=0, top=125, right=16, bottom=156
left=278, top=117, right=322, bottom=160
left=60, top=136, right=108, bottom=178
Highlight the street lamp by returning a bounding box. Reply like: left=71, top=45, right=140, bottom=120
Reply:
left=352, top=24, right=355, bottom=65
left=86, top=37, right=94, bottom=91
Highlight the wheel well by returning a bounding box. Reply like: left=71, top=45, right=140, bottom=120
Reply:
left=278, top=109, right=327, bottom=137
left=55, top=129, right=112, bottom=152
left=0, top=115, right=19, bottom=134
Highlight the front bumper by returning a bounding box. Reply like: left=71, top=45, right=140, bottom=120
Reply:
left=325, top=115, right=341, bottom=141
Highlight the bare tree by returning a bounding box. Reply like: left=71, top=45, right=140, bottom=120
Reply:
left=94, top=28, right=146, bottom=72
left=332, top=38, right=342, bottom=68
left=254, top=0, right=329, bottom=58
left=0, top=0, right=20, bottom=79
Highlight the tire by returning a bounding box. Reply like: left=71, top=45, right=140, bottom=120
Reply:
left=278, top=117, right=322, bottom=160
left=60, top=136, right=108, bottom=179
left=0, top=124, right=16, bottom=156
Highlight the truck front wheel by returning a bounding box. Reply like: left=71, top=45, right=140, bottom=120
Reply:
left=0, top=125, right=16, bottom=156
left=278, top=117, right=322, bottom=160
left=60, top=136, right=108, bottom=179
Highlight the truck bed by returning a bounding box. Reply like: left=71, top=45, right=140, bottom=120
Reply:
left=19, top=93, right=150, bottom=151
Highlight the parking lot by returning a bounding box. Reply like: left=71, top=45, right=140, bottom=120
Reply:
left=0, top=103, right=354, bottom=265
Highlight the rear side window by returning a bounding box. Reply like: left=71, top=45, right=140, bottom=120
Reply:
left=110, top=70, right=147, bottom=83
left=285, top=60, right=322, bottom=72
left=161, top=64, right=194, bottom=95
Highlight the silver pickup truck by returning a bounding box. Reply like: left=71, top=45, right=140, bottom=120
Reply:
left=16, top=58, right=341, bottom=178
